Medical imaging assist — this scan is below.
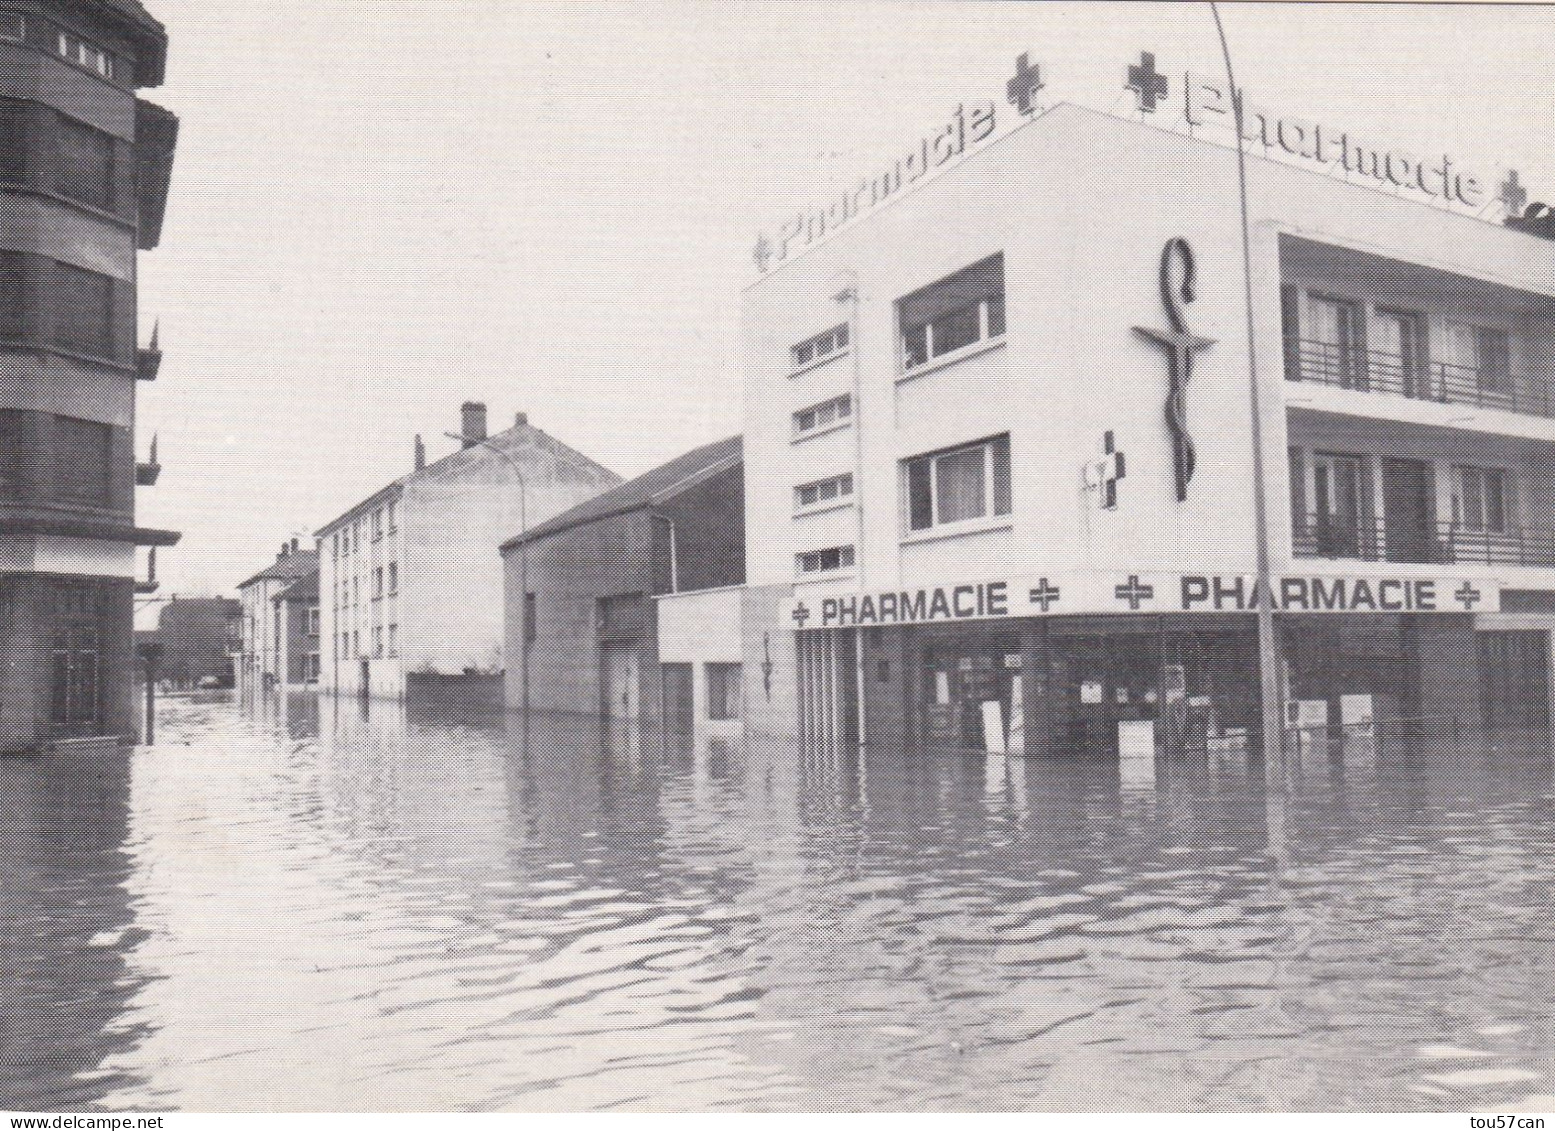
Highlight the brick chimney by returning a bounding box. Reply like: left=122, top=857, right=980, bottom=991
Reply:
left=514, top=412, right=528, bottom=428
left=291, top=537, right=300, bottom=554
left=414, top=433, right=426, bottom=471
left=461, top=402, right=488, bottom=449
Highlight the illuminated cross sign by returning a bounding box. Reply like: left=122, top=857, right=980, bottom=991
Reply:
left=1126, top=51, right=1168, bottom=113
left=1029, top=578, right=1061, bottom=612
left=1115, top=575, right=1155, bottom=610
left=1500, top=170, right=1527, bottom=218
left=1007, top=52, right=1044, bottom=116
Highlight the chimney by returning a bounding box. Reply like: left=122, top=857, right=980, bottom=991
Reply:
left=279, top=542, right=289, bottom=559
left=291, top=537, right=300, bottom=554
left=461, top=401, right=488, bottom=449
left=514, top=412, right=528, bottom=428
left=414, top=433, right=426, bottom=471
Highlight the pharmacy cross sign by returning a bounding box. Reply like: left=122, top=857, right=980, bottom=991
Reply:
left=1500, top=170, right=1528, bottom=218
left=790, top=601, right=812, bottom=628
left=1029, top=578, right=1062, bottom=612
left=1115, top=575, right=1155, bottom=610
left=1007, top=52, right=1044, bottom=116
left=1454, top=583, right=1484, bottom=610
left=1134, top=238, right=1215, bottom=502
left=1126, top=51, right=1169, bottom=113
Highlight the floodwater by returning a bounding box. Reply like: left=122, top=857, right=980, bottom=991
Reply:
left=4, top=692, right=1555, bottom=1112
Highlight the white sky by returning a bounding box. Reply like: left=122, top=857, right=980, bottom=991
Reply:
left=133, top=0, right=1555, bottom=598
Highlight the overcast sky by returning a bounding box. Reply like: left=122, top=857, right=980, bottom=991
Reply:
left=133, top=1, right=1555, bottom=600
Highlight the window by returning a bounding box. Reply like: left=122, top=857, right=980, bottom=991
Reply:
left=306, top=653, right=321, bottom=680
left=387, top=624, right=397, bottom=657
left=387, top=500, right=397, bottom=532
left=373, top=627, right=383, bottom=658
left=371, top=509, right=382, bottom=540
left=306, top=607, right=320, bottom=636
left=795, top=472, right=853, bottom=511
left=1372, top=307, right=1430, bottom=398
left=54, top=115, right=115, bottom=211
left=339, top=631, right=349, bottom=659
left=1453, top=465, right=1509, bottom=532
left=57, top=31, right=114, bottom=78
left=0, top=12, right=23, bottom=40
left=1302, top=293, right=1367, bottom=389
left=797, top=545, right=855, bottom=575
left=707, top=663, right=742, bottom=721
left=372, top=566, right=383, bottom=599
left=51, top=262, right=115, bottom=357
left=904, top=434, right=1012, bottom=532
left=899, top=254, right=1005, bottom=370
left=1305, top=451, right=1373, bottom=558
left=387, top=561, right=398, bottom=594
left=51, top=415, right=112, bottom=506
left=352, top=630, right=360, bottom=659
left=791, top=323, right=849, bottom=369
left=0, top=99, right=26, bottom=182
left=351, top=576, right=359, bottom=606
left=793, top=394, right=851, bottom=437
left=331, top=533, right=339, bottom=560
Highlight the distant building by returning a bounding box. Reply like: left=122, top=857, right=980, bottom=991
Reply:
left=272, top=570, right=319, bottom=688
left=317, top=403, right=621, bottom=701
left=236, top=541, right=318, bottom=694
left=502, top=436, right=744, bottom=728
left=152, top=597, right=240, bottom=688
left=0, top=0, right=179, bottom=751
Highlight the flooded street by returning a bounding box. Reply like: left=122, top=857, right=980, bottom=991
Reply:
left=4, top=692, right=1555, bottom=1112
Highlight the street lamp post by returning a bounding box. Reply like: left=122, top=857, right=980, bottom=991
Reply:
left=445, top=432, right=529, bottom=729
left=1209, top=2, right=1287, bottom=771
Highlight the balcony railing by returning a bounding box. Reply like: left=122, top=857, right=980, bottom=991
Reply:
left=1293, top=513, right=1555, bottom=567
left=1285, top=337, right=1555, bottom=419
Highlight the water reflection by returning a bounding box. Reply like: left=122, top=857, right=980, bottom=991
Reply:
left=2, top=692, right=1552, bottom=1111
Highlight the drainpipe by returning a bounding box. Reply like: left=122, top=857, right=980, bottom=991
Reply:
left=835, top=271, right=868, bottom=747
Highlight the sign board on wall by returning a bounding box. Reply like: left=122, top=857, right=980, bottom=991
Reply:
left=780, top=569, right=1501, bottom=630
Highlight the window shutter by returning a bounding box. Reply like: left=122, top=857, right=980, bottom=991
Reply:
left=1280, top=284, right=1300, bottom=380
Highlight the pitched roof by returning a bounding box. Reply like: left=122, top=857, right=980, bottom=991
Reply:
left=237, top=549, right=319, bottom=590
left=273, top=569, right=320, bottom=604
left=313, top=419, right=619, bottom=537
left=502, top=435, right=741, bottom=551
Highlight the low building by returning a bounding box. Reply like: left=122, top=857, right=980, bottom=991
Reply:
left=273, top=569, right=319, bottom=688
left=318, top=403, right=621, bottom=702
left=501, top=436, right=744, bottom=727
left=236, top=541, right=318, bottom=694
left=151, top=596, right=240, bottom=688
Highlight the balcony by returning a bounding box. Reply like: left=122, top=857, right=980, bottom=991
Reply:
left=1293, top=513, right=1555, bottom=567
left=1285, top=337, right=1555, bottom=419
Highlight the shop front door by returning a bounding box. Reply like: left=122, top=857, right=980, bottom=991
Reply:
left=919, top=634, right=1020, bottom=752
left=49, top=626, right=102, bottom=737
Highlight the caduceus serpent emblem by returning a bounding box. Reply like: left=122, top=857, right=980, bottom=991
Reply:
left=1133, top=238, right=1215, bottom=502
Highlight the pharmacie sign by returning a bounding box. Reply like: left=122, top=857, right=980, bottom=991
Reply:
left=780, top=571, right=1501, bottom=630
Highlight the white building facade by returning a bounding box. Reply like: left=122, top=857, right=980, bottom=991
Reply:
left=737, top=95, right=1555, bottom=756
left=317, top=404, right=620, bottom=701
left=236, top=541, right=317, bottom=695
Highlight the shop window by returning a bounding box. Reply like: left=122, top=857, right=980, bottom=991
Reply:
left=1453, top=465, right=1510, bottom=532
left=797, top=545, right=854, bottom=575
left=707, top=663, right=742, bottom=721
left=794, top=472, right=853, bottom=511
left=54, top=115, right=115, bottom=211
left=904, top=434, right=1011, bottom=532
left=793, top=394, right=851, bottom=437
left=791, top=323, right=849, bottom=369
left=899, top=254, right=1004, bottom=371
